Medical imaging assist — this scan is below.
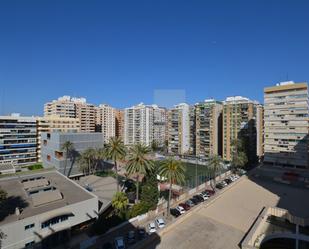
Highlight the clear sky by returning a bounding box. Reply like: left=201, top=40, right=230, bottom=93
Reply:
left=0, top=0, right=309, bottom=116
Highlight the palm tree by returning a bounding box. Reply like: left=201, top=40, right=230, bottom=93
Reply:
left=126, top=144, right=154, bottom=202
left=159, top=158, right=185, bottom=217
left=105, top=137, right=126, bottom=191
left=208, top=155, right=224, bottom=189
left=231, top=139, right=248, bottom=170
left=61, top=141, right=74, bottom=177
left=79, top=148, right=96, bottom=175
left=111, top=192, right=129, bottom=218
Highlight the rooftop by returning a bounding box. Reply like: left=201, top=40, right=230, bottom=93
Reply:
left=0, top=171, right=96, bottom=226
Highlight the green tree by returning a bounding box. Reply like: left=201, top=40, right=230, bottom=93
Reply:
left=231, top=139, right=248, bottom=170
left=126, top=144, right=154, bottom=202
left=129, top=201, right=150, bottom=218
left=208, top=155, right=224, bottom=189
left=111, top=192, right=129, bottom=218
left=105, top=137, right=126, bottom=191
left=140, top=175, right=159, bottom=210
left=61, top=141, right=74, bottom=177
left=159, top=158, right=185, bottom=217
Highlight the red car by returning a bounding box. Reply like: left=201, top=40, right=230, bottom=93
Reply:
left=179, top=203, right=191, bottom=211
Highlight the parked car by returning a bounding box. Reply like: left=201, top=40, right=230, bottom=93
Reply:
left=216, top=183, right=224, bottom=189
left=237, top=169, right=246, bottom=175
left=190, top=197, right=200, bottom=205
left=224, top=178, right=232, bottom=184
left=127, top=230, right=136, bottom=244
left=203, top=189, right=215, bottom=196
left=221, top=181, right=228, bottom=186
left=199, top=192, right=209, bottom=200
left=193, top=195, right=204, bottom=202
left=114, top=237, right=125, bottom=249
left=179, top=202, right=191, bottom=211
left=138, top=228, right=146, bottom=239
left=176, top=205, right=186, bottom=214
left=156, top=218, right=166, bottom=228
left=170, top=208, right=181, bottom=217
left=185, top=199, right=195, bottom=207
left=148, top=222, right=157, bottom=233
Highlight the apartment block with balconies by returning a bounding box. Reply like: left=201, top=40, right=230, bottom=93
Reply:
left=264, top=81, right=309, bottom=169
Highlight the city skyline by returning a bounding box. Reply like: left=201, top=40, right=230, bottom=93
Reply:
left=1, top=1, right=309, bottom=115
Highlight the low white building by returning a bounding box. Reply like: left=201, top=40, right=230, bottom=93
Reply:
left=0, top=171, right=99, bottom=249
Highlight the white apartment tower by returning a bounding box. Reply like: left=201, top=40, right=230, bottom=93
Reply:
left=96, top=104, right=116, bottom=143
left=124, top=103, right=166, bottom=146
left=168, top=103, right=192, bottom=155
left=264, top=81, right=309, bottom=169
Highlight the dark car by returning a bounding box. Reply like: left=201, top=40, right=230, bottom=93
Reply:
left=224, top=178, right=232, bottom=184
left=170, top=208, right=181, bottom=217
left=185, top=199, right=195, bottom=207
left=216, top=183, right=224, bottom=189
left=190, top=197, right=199, bottom=205
left=137, top=228, right=146, bottom=239
left=193, top=195, right=204, bottom=202
left=179, top=202, right=190, bottom=211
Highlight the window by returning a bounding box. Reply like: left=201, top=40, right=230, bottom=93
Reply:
left=25, top=223, right=35, bottom=230
left=43, top=140, right=47, bottom=146
left=41, top=215, right=69, bottom=229
left=47, top=155, right=51, bottom=161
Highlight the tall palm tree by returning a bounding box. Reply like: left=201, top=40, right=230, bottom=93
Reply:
left=61, top=141, right=74, bottom=176
left=126, top=144, right=154, bottom=202
left=159, top=158, right=185, bottom=217
left=111, top=192, right=129, bottom=218
left=208, top=155, right=224, bottom=189
left=105, top=137, right=126, bottom=191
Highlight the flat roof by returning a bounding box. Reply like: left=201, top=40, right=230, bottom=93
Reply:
left=0, top=171, right=96, bottom=226
left=264, top=82, right=308, bottom=93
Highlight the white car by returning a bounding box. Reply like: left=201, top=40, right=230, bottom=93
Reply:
left=176, top=206, right=186, bottom=214
left=156, top=218, right=166, bottom=228
left=148, top=222, right=157, bottom=233
left=229, top=175, right=237, bottom=182
left=199, top=192, right=209, bottom=200
left=114, top=236, right=125, bottom=249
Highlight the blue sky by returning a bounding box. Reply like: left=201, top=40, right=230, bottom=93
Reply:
left=0, top=0, right=309, bottom=115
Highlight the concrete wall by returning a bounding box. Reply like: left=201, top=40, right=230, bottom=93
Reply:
left=41, top=132, right=104, bottom=176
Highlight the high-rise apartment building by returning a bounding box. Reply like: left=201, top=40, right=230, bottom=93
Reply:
left=96, top=104, right=116, bottom=143
left=153, top=106, right=168, bottom=147
left=0, top=114, right=37, bottom=166
left=264, top=81, right=309, bottom=169
left=36, top=116, right=80, bottom=161
left=114, top=109, right=124, bottom=139
left=222, top=96, right=262, bottom=163
left=124, top=103, right=166, bottom=146
left=168, top=103, right=195, bottom=155
left=44, top=96, right=96, bottom=132
left=195, top=99, right=223, bottom=158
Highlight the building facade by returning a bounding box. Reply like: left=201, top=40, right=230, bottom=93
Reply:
left=195, top=99, right=223, bottom=158
left=0, top=171, right=98, bottom=249
left=168, top=103, right=195, bottom=155
left=124, top=103, right=166, bottom=146
left=264, top=81, right=309, bottom=169
left=0, top=114, right=37, bottom=166
left=96, top=104, right=115, bottom=143
left=222, top=96, right=262, bottom=163
left=114, top=109, right=124, bottom=140
left=41, top=132, right=104, bottom=177
left=44, top=96, right=96, bottom=133
left=36, top=116, right=80, bottom=162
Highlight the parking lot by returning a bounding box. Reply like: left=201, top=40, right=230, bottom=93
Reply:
left=154, top=175, right=309, bottom=249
